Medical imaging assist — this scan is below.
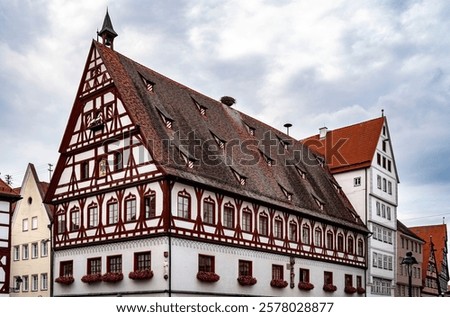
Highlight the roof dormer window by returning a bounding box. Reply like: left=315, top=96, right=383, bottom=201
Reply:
left=211, top=131, right=226, bottom=149
left=243, top=122, right=256, bottom=136
left=192, top=98, right=207, bottom=116
left=179, top=148, right=195, bottom=169
left=295, top=165, right=306, bottom=179
left=157, top=108, right=174, bottom=129
left=312, top=195, right=324, bottom=210
left=141, top=75, right=155, bottom=92
left=277, top=136, right=290, bottom=151
left=260, top=150, right=275, bottom=167
left=279, top=184, right=293, bottom=201
left=231, top=168, right=246, bottom=186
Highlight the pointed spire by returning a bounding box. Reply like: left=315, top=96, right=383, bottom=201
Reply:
left=98, top=9, right=118, bottom=49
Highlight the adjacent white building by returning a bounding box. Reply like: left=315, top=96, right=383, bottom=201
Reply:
left=9, top=163, right=53, bottom=296
left=304, top=116, right=399, bottom=296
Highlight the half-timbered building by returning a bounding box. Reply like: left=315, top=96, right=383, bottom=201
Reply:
left=0, top=178, right=21, bottom=296
left=44, top=12, right=369, bottom=297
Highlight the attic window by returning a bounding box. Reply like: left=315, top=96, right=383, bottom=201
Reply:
left=231, top=168, right=246, bottom=186
left=211, top=131, right=226, bottom=149
left=179, top=149, right=195, bottom=169
left=316, top=156, right=325, bottom=168
left=243, top=122, right=256, bottom=136
left=295, top=165, right=306, bottom=179
left=157, top=109, right=174, bottom=129
left=277, top=136, right=290, bottom=151
left=312, top=195, right=324, bottom=210
left=141, top=75, right=155, bottom=92
left=260, top=150, right=275, bottom=167
left=279, top=184, right=293, bottom=201
left=193, top=98, right=207, bottom=116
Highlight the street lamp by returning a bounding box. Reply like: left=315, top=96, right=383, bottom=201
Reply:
left=401, top=251, right=418, bottom=297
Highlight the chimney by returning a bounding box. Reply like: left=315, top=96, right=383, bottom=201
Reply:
left=319, top=127, right=328, bottom=139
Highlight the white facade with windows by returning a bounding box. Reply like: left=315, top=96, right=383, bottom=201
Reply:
left=332, top=119, right=398, bottom=296
left=10, top=164, right=52, bottom=297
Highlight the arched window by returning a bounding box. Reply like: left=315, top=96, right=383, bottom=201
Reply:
left=203, top=197, right=215, bottom=225
left=125, top=194, right=137, bottom=222
left=337, top=234, right=344, bottom=252
left=144, top=191, right=156, bottom=219
left=326, top=230, right=334, bottom=249
left=177, top=190, right=191, bottom=219
left=242, top=207, right=252, bottom=232
left=302, top=224, right=310, bottom=245
left=348, top=236, right=354, bottom=254
left=223, top=203, right=235, bottom=229
left=274, top=217, right=283, bottom=239
left=314, top=228, right=322, bottom=247
left=289, top=221, right=297, bottom=241
left=357, top=239, right=364, bottom=256
left=259, top=212, right=269, bottom=236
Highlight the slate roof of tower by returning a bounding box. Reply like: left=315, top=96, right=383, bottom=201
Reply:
left=53, top=40, right=368, bottom=233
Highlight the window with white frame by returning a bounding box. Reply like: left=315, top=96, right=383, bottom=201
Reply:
left=177, top=191, right=190, bottom=219
left=13, top=246, right=20, bottom=261
left=302, top=224, right=310, bottom=245
left=22, top=275, right=29, bottom=292
left=314, top=228, right=322, bottom=247
left=242, top=208, right=252, bottom=232
left=259, top=213, right=269, bottom=236
left=41, top=273, right=48, bottom=291
left=41, top=240, right=48, bottom=257
left=70, top=207, right=80, bottom=231
left=107, top=200, right=119, bottom=224
left=372, top=278, right=391, bottom=295
left=274, top=218, right=283, bottom=239
left=88, top=204, right=98, bottom=228
left=22, top=244, right=29, bottom=260
left=289, top=221, right=297, bottom=241
left=203, top=198, right=215, bottom=225
left=223, top=203, right=235, bottom=229
left=22, top=218, right=29, bottom=231
left=125, top=196, right=137, bottom=222
left=31, top=243, right=38, bottom=259
left=31, top=274, right=38, bottom=292
left=31, top=216, right=38, bottom=230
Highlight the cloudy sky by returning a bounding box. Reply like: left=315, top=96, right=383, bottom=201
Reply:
left=1, top=0, right=450, bottom=232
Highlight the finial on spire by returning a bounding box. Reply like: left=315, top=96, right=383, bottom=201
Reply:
left=381, top=109, right=384, bottom=117
left=98, top=8, right=118, bottom=49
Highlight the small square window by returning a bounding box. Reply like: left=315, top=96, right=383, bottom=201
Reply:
left=354, top=177, right=361, bottom=187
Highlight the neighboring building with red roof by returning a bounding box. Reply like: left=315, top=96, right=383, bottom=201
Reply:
left=0, top=178, right=21, bottom=296
left=303, top=116, right=399, bottom=296
left=396, top=220, right=425, bottom=297
left=410, top=224, right=449, bottom=296
left=44, top=12, right=369, bottom=297
left=10, top=163, right=53, bottom=297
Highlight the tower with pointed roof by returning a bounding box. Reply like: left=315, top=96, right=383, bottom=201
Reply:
left=98, top=9, right=118, bottom=49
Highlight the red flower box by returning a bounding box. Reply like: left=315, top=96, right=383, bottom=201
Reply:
left=81, top=274, right=102, bottom=284
left=129, top=269, right=154, bottom=280
left=197, top=271, right=220, bottom=283
left=323, top=283, right=337, bottom=292
left=55, top=276, right=74, bottom=285
left=270, top=279, right=288, bottom=288
left=344, top=286, right=357, bottom=294
left=357, top=287, right=366, bottom=294
left=102, top=272, right=124, bottom=283
left=237, top=275, right=257, bottom=286
left=298, top=281, right=315, bottom=291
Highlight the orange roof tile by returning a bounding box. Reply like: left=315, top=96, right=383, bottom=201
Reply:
left=0, top=178, right=21, bottom=201
left=302, top=117, right=385, bottom=174
left=410, top=224, right=448, bottom=276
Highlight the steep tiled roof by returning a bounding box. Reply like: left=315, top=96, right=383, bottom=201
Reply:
left=302, top=117, right=385, bottom=174
left=0, top=178, right=21, bottom=201
left=54, top=41, right=368, bottom=232
left=410, top=224, right=448, bottom=276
